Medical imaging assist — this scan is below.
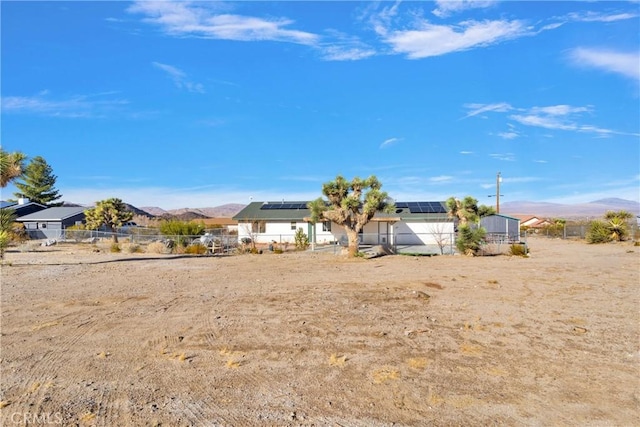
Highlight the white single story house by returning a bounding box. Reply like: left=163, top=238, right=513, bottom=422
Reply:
left=232, top=201, right=455, bottom=249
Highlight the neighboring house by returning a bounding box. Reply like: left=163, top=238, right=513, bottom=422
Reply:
left=480, top=214, right=521, bottom=243
left=15, top=207, right=86, bottom=240
left=232, top=201, right=454, bottom=248
left=510, top=214, right=551, bottom=229
left=0, top=198, right=47, bottom=217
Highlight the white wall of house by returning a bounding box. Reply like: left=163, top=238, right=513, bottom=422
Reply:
left=394, top=221, right=454, bottom=245
left=237, top=220, right=343, bottom=244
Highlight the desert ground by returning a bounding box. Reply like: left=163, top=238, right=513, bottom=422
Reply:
left=0, top=237, right=638, bottom=426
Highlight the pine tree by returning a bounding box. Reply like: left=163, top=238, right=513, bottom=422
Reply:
left=13, top=156, right=62, bottom=205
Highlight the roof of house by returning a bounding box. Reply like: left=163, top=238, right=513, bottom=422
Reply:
left=0, top=201, right=17, bottom=209
left=1, top=200, right=47, bottom=210
left=232, top=201, right=451, bottom=222
left=480, top=213, right=521, bottom=221
left=16, top=207, right=86, bottom=222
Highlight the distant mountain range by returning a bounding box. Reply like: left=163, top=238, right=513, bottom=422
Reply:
left=135, top=198, right=638, bottom=219
left=500, top=198, right=640, bottom=218
left=62, top=198, right=638, bottom=220
left=139, top=203, right=246, bottom=218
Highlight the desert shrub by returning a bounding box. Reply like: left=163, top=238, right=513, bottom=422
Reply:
left=123, top=243, right=142, bottom=253
left=185, top=243, right=207, bottom=255
left=147, top=241, right=171, bottom=254
left=294, top=228, right=309, bottom=250
left=455, top=224, right=486, bottom=256
left=509, top=243, right=528, bottom=257
left=249, top=247, right=262, bottom=254
left=273, top=248, right=283, bottom=254
left=159, top=220, right=205, bottom=247
left=586, top=220, right=612, bottom=244
left=110, top=242, right=121, bottom=253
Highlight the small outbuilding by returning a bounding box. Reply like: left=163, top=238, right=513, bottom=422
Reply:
left=16, top=207, right=86, bottom=240
left=480, top=214, right=520, bottom=243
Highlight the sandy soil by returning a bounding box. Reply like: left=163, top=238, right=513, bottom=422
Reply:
left=0, top=237, right=638, bottom=426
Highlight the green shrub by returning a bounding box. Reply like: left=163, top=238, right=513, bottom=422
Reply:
left=159, top=220, right=205, bottom=247
left=509, top=243, right=528, bottom=257
left=586, top=220, right=612, bottom=244
left=294, top=228, right=309, bottom=250
left=455, top=224, right=486, bottom=256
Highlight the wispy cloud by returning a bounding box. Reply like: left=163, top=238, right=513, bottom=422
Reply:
left=429, top=175, right=453, bottom=183
left=566, top=11, right=639, bottom=23
left=460, top=151, right=473, bottom=155
left=466, top=102, right=635, bottom=137
left=380, top=137, right=402, bottom=149
left=568, top=48, right=640, bottom=82
left=128, top=1, right=318, bottom=45
left=463, top=102, right=513, bottom=119
left=1, top=92, right=128, bottom=118
left=384, top=19, right=526, bottom=59
left=432, top=0, right=498, bottom=18
left=318, top=30, right=376, bottom=61
left=497, top=131, right=519, bottom=140
left=490, top=153, right=516, bottom=162
left=152, top=62, right=205, bottom=93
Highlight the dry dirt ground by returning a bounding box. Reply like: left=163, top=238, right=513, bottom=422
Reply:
left=0, top=237, right=638, bottom=426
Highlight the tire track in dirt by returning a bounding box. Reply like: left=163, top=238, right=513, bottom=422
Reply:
left=13, top=315, right=99, bottom=416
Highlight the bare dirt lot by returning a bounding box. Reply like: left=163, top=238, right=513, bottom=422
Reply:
left=1, top=237, right=638, bottom=426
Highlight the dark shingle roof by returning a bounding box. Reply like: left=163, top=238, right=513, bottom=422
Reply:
left=16, top=207, right=86, bottom=221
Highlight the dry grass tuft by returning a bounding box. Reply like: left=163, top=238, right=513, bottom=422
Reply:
left=372, top=367, right=400, bottom=384
left=32, top=321, right=60, bottom=331
left=0, top=401, right=11, bottom=408
left=407, top=357, right=429, bottom=370
left=80, top=412, right=96, bottom=423
left=329, top=353, right=347, bottom=367
left=460, top=342, right=483, bottom=356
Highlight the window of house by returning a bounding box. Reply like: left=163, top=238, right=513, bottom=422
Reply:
left=39, top=223, right=47, bottom=229
left=252, top=221, right=266, bottom=233
left=291, top=221, right=296, bottom=230
left=322, top=222, right=331, bottom=232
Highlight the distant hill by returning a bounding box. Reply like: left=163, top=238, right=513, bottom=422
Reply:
left=501, top=198, right=640, bottom=218
left=140, top=203, right=246, bottom=218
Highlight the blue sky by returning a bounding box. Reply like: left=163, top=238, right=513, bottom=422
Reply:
left=2, top=1, right=639, bottom=209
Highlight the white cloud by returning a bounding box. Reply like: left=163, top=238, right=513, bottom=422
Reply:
left=497, top=131, right=519, bottom=140
left=463, top=102, right=513, bottom=118
left=530, top=105, right=592, bottom=116
left=490, top=153, right=516, bottom=161
left=1, top=92, right=128, bottom=118
left=460, top=151, right=473, bottom=155
left=569, top=48, right=640, bottom=82
left=152, top=62, right=205, bottom=93
left=432, top=0, right=498, bottom=18
left=429, top=175, right=453, bottom=182
left=380, top=137, right=402, bottom=148
left=567, top=11, right=639, bottom=23
left=128, top=1, right=318, bottom=45
left=385, top=19, right=525, bottom=59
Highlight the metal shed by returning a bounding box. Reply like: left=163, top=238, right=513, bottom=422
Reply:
left=480, top=214, right=520, bottom=243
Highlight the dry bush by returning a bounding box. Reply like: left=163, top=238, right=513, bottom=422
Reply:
left=147, top=241, right=171, bottom=254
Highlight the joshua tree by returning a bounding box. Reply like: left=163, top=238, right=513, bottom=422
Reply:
left=84, top=198, right=134, bottom=243
left=308, top=175, right=394, bottom=257
left=0, top=148, right=27, bottom=188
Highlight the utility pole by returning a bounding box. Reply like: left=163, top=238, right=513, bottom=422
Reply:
left=496, top=171, right=501, bottom=214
